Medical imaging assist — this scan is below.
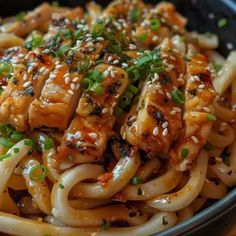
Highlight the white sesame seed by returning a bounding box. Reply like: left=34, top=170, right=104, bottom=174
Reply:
left=170, top=56, right=176, bottom=60
left=39, top=66, right=46, bottom=73
left=193, top=75, right=200, bottom=81
left=166, top=92, right=172, bottom=99
left=215, top=157, right=223, bottom=162
left=226, top=43, right=234, bottom=50
left=108, top=56, right=113, bottom=62
left=191, top=136, right=199, bottom=143
left=97, top=37, right=104, bottom=41
left=70, top=83, right=75, bottom=90
left=122, top=63, right=128, bottom=68
left=203, top=107, right=210, bottom=112
left=86, top=37, right=92, bottom=42
left=199, top=84, right=205, bottom=89
left=162, top=121, right=168, bottom=129
left=89, top=132, right=97, bottom=139
left=23, top=81, right=32, bottom=88
left=55, top=61, right=60, bottom=65
left=72, top=77, right=79, bottom=83
left=113, top=59, right=119, bottom=64
left=49, top=73, right=56, bottom=79
left=103, top=70, right=109, bottom=77
left=153, top=127, right=159, bottom=136
left=64, top=73, right=70, bottom=78
left=129, top=44, right=137, bottom=50
left=102, top=108, right=108, bottom=114
left=27, top=66, right=34, bottom=73
left=23, top=73, right=27, bottom=81
left=18, top=53, right=25, bottom=58
left=158, top=89, right=164, bottom=94
left=68, top=90, right=74, bottom=95
left=75, top=84, right=80, bottom=90
left=42, top=49, right=49, bottom=54
left=107, top=66, right=113, bottom=71
left=170, top=110, right=176, bottom=116
left=152, top=36, right=158, bottom=42
left=173, top=107, right=181, bottom=112
left=55, top=64, right=63, bottom=69
left=162, top=128, right=168, bottom=136
left=110, top=71, right=116, bottom=78
left=64, top=77, right=70, bottom=84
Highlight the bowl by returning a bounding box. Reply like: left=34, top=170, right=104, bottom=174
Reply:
left=0, top=0, right=235, bottom=235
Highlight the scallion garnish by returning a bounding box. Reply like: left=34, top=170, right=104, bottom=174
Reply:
left=206, top=114, right=217, bottom=121
left=138, top=33, right=147, bottom=42
left=90, top=82, right=104, bottom=95
left=59, top=183, right=64, bottom=189
left=55, top=44, right=71, bottom=58
left=0, top=62, right=13, bottom=77
left=29, top=164, right=48, bottom=182
left=13, top=148, right=20, bottom=153
left=203, top=141, right=212, bottom=152
left=24, top=139, right=34, bottom=146
left=77, top=56, right=91, bottom=72
left=59, top=29, right=73, bottom=40
left=92, top=22, right=104, bottom=37
left=129, top=9, right=140, bottom=22
left=212, top=63, right=222, bottom=73
left=24, top=32, right=43, bottom=50
left=181, top=148, right=189, bottom=158
left=132, top=176, right=142, bottom=185
left=0, top=137, right=14, bottom=148
left=0, top=153, right=11, bottom=161
left=67, top=155, right=74, bottom=161
left=150, top=19, right=161, bottom=32
left=128, top=84, right=139, bottom=95
left=171, top=89, right=185, bottom=105
left=11, top=131, right=26, bottom=141
left=0, top=124, right=14, bottom=137
left=113, top=106, right=124, bottom=116
left=43, top=137, right=54, bottom=150
left=101, top=219, right=111, bottom=230
left=120, top=94, right=132, bottom=109
left=16, top=11, right=26, bottom=22
left=217, top=18, right=228, bottom=28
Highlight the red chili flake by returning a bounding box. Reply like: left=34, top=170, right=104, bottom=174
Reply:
left=97, top=172, right=113, bottom=187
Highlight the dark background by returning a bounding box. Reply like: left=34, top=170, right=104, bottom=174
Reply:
left=0, top=0, right=235, bottom=235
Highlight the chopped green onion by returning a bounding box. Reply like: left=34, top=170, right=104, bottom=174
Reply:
left=183, top=56, right=191, bottom=62
left=11, top=131, right=26, bottom=141
left=0, top=124, right=14, bottom=137
left=92, top=22, right=104, bottom=37
left=113, top=106, right=124, bottom=116
left=24, top=139, right=34, bottom=146
left=67, top=155, right=74, bottom=161
left=29, top=164, right=48, bottom=182
left=128, top=84, right=139, bottom=95
left=77, top=56, right=91, bottom=72
left=0, top=137, right=14, bottom=148
left=75, top=29, right=85, bottom=40
left=101, top=219, right=111, bottom=230
left=16, top=11, right=26, bottom=22
left=13, top=148, right=19, bottom=153
left=150, top=19, right=161, bottom=32
left=59, top=183, right=64, bottom=189
left=212, top=63, right=222, bottom=73
left=127, top=67, right=140, bottom=82
left=203, top=141, right=212, bottom=152
left=43, top=137, right=54, bottom=150
left=138, top=33, right=147, bottom=42
left=90, top=82, right=104, bottom=95
left=51, top=1, right=59, bottom=7
left=217, top=18, right=228, bottom=28
left=0, top=153, right=11, bottom=161
left=129, top=9, right=140, bottom=22
left=59, top=29, right=73, bottom=40
left=181, top=148, right=189, bottom=158
left=0, top=62, right=13, bottom=77
left=120, top=95, right=131, bottom=109
left=132, top=176, right=142, bottom=185
left=206, top=114, right=217, bottom=121
left=82, top=77, right=93, bottom=91
left=171, top=89, right=185, bottom=105
left=55, top=44, right=71, bottom=58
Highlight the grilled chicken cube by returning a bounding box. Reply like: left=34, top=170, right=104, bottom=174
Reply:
left=170, top=53, right=216, bottom=171
left=0, top=48, right=54, bottom=131
left=135, top=2, right=187, bottom=47
left=29, top=64, right=83, bottom=130
left=54, top=64, right=129, bottom=169
left=121, top=39, right=185, bottom=155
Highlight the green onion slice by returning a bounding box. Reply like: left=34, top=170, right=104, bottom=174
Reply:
left=181, top=148, right=189, bottom=158
left=29, top=164, right=48, bottom=181
left=206, top=114, right=217, bottom=121
left=132, top=176, right=142, bottom=185
left=0, top=137, right=14, bottom=148
left=171, top=89, right=185, bottom=105
left=0, top=62, right=13, bottom=77
left=150, top=19, right=161, bottom=32
left=0, top=153, right=11, bottom=161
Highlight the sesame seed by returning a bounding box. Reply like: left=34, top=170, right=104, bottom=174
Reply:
left=153, top=127, right=159, bottom=136
left=194, top=75, right=200, bottom=81
left=97, top=37, right=104, bottom=41
left=18, top=53, right=25, bottom=58
left=162, top=128, right=168, bottom=136
left=113, top=59, right=119, bottom=64
left=166, top=92, right=172, bottom=99
left=191, top=136, right=199, bottom=143
left=110, top=71, right=116, bottom=78
left=64, top=77, right=70, bottom=84
left=122, top=63, right=128, bottom=68
left=39, top=66, right=46, bottom=73
left=203, top=107, right=210, bottom=112
left=68, top=90, right=74, bottom=95
left=199, top=84, right=205, bottom=89
left=75, top=84, right=80, bottom=90
left=215, top=157, right=223, bottom=162
left=49, top=73, right=56, bottom=79
left=170, top=56, right=176, bottom=60
left=86, top=37, right=92, bottom=42
left=103, top=70, right=109, bottom=77
left=70, top=83, right=75, bottom=90
left=23, top=81, right=32, bottom=88
left=42, top=49, right=49, bottom=53
left=170, top=110, right=176, bottom=115
left=55, top=64, right=63, bottom=69
left=72, top=77, right=79, bottom=83
left=129, top=44, right=137, bottom=50
left=108, top=56, right=113, bottom=62
left=64, top=73, right=70, bottom=78
left=23, top=73, right=27, bottom=81
left=162, top=121, right=168, bottom=129
left=55, top=61, right=60, bottom=65
left=102, top=108, right=108, bottom=114
left=152, top=36, right=158, bottom=42
left=226, top=43, right=234, bottom=50
left=173, top=107, right=181, bottom=112
left=88, top=132, right=97, bottom=139
left=27, top=66, right=34, bottom=73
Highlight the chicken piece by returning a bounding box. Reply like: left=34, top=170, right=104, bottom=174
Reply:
left=29, top=64, right=83, bottom=130
left=0, top=48, right=55, bottom=131
left=0, top=3, right=69, bottom=37
left=121, top=39, right=185, bottom=155
left=134, top=2, right=187, bottom=47
left=54, top=64, right=129, bottom=170
left=170, top=53, right=216, bottom=171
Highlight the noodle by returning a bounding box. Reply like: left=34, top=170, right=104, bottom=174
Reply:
left=0, top=0, right=234, bottom=235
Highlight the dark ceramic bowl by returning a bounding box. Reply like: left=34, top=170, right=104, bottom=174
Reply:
left=0, top=0, right=235, bottom=235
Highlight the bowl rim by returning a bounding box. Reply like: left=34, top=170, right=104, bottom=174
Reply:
left=156, top=188, right=236, bottom=236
